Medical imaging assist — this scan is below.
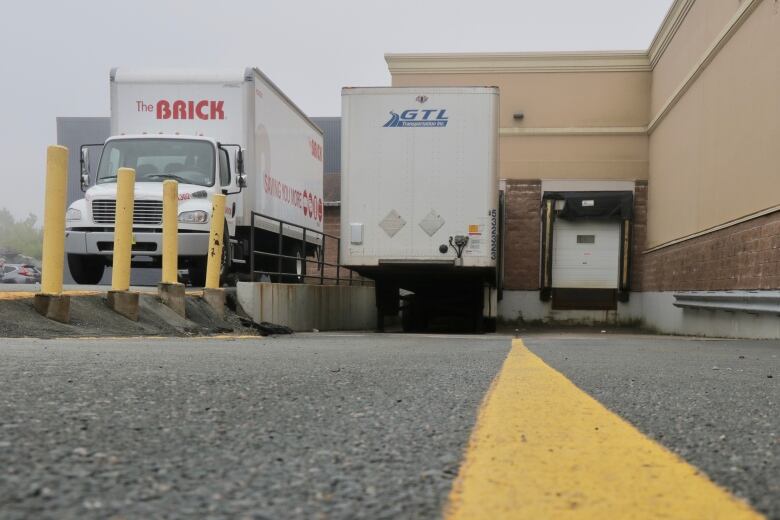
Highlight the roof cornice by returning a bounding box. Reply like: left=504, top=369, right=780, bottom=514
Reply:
left=385, top=51, right=651, bottom=75
left=385, top=0, right=695, bottom=75
left=647, top=0, right=763, bottom=133
left=647, top=0, right=695, bottom=68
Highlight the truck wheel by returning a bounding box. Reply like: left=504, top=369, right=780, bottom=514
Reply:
left=67, top=254, right=105, bottom=285
left=219, top=222, right=234, bottom=285
left=281, top=243, right=304, bottom=284
left=187, top=255, right=228, bottom=287
left=188, top=260, right=207, bottom=288
left=189, top=223, right=231, bottom=287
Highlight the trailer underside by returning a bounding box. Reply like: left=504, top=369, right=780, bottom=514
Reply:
left=351, top=264, right=498, bottom=333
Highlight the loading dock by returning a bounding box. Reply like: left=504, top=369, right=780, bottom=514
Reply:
left=551, top=219, right=621, bottom=289
left=541, top=191, right=633, bottom=310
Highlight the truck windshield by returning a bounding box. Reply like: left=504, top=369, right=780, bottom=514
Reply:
left=96, top=139, right=215, bottom=187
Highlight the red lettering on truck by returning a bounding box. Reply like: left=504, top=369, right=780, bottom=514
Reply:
left=195, top=100, right=209, bottom=120
left=172, top=100, right=186, bottom=119
left=210, top=101, right=224, bottom=119
left=156, top=101, right=171, bottom=119
left=154, top=100, right=225, bottom=120
left=264, top=173, right=323, bottom=223
left=309, top=139, right=323, bottom=162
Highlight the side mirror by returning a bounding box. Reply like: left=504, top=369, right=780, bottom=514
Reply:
left=80, top=147, right=90, bottom=191
left=236, top=148, right=245, bottom=176
left=236, top=148, right=247, bottom=189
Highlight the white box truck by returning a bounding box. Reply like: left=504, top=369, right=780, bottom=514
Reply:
left=340, top=87, right=502, bottom=332
left=65, top=68, right=324, bottom=286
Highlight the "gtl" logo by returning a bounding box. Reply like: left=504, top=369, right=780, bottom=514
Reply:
left=383, top=109, right=448, bottom=128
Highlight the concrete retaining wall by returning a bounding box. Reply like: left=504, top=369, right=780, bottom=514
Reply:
left=499, top=290, right=640, bottom=325
left=638, top=292, right=780, bottom=340
left=500, top=289, right=780, bottom=339
left=236, top=282, right=376, bottom=332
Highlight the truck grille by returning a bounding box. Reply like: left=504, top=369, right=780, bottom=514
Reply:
left=92, top=200, right=163, bottom=225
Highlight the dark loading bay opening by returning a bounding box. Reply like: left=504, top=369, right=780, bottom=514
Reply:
left=551, top=288, right=617, bottom=311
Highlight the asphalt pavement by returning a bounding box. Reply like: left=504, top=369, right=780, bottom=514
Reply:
left=524, top=334, right=780, bottom=519
left=0, top=334, right=509, bottom=519
left=0, top=333, right=777, bottom=519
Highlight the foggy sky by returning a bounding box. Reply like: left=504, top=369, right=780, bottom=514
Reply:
left=0, top=0, right=672, bottom=221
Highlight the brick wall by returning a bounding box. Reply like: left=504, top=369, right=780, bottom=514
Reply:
left=642, top=210, right=780, bottom=291
left=323, top=206, right=340, bottom=241
left=316, top=206, right=341, bottom=284
left=504, top=180, right=542, bottom=290
left=631, top=181, right=648, bottom=291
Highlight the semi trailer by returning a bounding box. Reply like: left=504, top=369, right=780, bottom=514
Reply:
left=65, top=68, right=324, bottom=286
left=340, top=87, right=503, bottom=332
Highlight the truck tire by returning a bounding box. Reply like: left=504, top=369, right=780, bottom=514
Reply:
left=281, top=243, right=304, bottom=284
left=189, top=223, right=231, bottom=287
left=188, top=253, right=229, bottom=287
left=67, top=254, right=106, bottom=285
left=188, top=259, right=207, bottom=288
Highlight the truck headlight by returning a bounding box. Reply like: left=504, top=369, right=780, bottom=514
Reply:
left=66, top=208, right=82, bottom=221
left=178, top=210, right=209, bottom=224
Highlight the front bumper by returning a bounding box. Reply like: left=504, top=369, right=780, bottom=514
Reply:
left=65, top=230, right=210, bottom=257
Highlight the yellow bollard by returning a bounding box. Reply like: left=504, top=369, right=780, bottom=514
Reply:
left=205, top=194, right=226, bottom=289
left=40, top=145, right=69, bottom=295
left=161, top=180, right=178, bottom=284
left=111, top=167, right=135, bottom=292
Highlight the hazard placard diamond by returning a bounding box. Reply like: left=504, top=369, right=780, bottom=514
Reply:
left=379, top=209, right=406, bottom=238
left=419, top=209, right=445, bottom=237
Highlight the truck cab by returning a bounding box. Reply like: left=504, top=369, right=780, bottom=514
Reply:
left=65, top=134, right=245, bottom=286
left=64, top=67, right=324, bottom=287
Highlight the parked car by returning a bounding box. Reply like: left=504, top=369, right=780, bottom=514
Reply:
left=1, top=264, right=41, bottom=284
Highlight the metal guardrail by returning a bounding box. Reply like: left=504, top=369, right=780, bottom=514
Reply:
left=673, top=291, right=780, bottom=315
left=249, top=211, right=372, bottom=286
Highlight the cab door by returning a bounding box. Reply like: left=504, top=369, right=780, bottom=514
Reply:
left=218, top=147, right=238, bottom=235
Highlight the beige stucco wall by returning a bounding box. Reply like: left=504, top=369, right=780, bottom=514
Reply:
left=651, top=0, right=741, bottom=115
left=647, top=0, right=780, bottom=247
left=385, top=0, right=778, bottom=248
left=392, top=71, right=650, bottom=128
left=502, top=135, right=647, bottom=180
left=391, top=70, right=650, bottom=181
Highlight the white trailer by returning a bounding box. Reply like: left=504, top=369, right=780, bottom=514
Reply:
left=65, top=68, right=324, bottom=286
left=340, top=87, right=502, bottom=331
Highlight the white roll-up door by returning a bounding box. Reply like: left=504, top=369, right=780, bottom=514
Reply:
left=551, top=219, right=621, bottom=288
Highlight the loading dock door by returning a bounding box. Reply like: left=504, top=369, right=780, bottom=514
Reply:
left=551, top=219, right=620, bottom=288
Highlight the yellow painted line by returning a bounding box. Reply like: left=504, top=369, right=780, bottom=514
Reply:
left=0, top=289, right=204, bottom=301
left=57, top=334, right=262, bottom=341
left=445, top=339, right=763, bottom=519
left=0, top=292, right=37, bottom=301
left=0, top=290, right=101, bottom=301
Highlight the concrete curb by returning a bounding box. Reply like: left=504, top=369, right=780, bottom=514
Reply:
left=106, top=291, right=140, bottom=321
left=33, top=294, right=70, bottom=323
